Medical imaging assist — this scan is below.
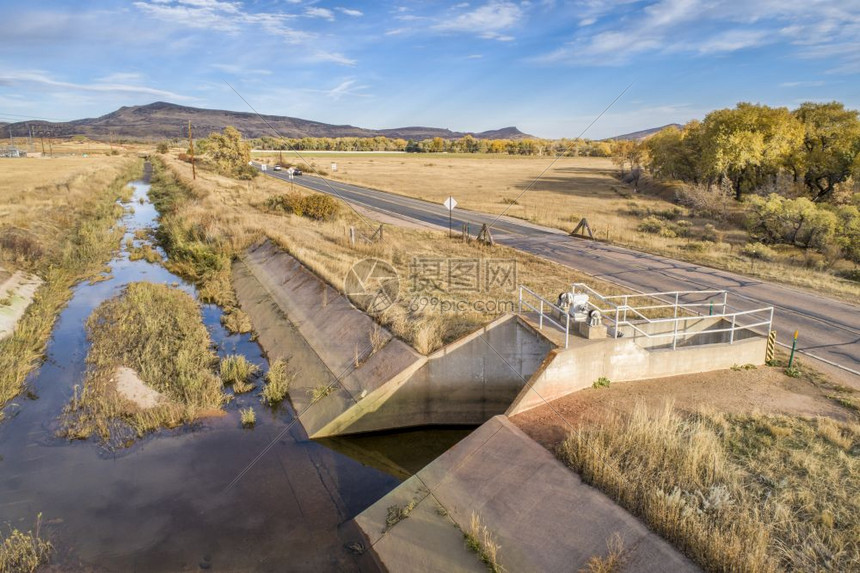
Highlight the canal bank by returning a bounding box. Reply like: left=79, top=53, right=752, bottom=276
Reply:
left=0, top=165, right=462, bottom=571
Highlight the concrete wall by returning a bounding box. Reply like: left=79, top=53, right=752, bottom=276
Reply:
left=331, top=316, right=553, bottom=434
left=355, top=415, right=699, bottom=573
left=234, top=241, right=554, bottom=437
left=507, top=334, right=767, bottom=416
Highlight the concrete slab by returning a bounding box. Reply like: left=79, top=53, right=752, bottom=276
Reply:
left=355, top=416, right=698, bottom=573
left=0, top=269, right=43, bottom=341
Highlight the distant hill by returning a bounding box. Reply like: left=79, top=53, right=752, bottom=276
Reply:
left=606, top=124, right=682, bottom=141
left=2, top=102, right=535, bottom=142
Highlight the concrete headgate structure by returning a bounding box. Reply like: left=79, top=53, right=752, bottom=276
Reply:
left=233, top=240, right=772, bottom=437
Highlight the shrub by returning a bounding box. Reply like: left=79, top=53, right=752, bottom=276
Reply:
left=265, top=193, right=339, bottom=220
left=741, top=242, right=777, bottom=261
left=301, top=194, right=340, bottom=221
left=156, top=141, right=170, bottom=154
left=593, top=376, right=611, bottom=389
left=261, top=358, right=291, bottom=405
left=637, top=216, right=664, bottom=234
left=701, top=223, right=720, bottom=243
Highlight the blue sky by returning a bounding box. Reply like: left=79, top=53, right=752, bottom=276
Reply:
left=1, top=0, right=859, bottom=139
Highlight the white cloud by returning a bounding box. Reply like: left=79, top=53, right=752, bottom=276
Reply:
left=337, top=7, right=363, bottom=17
left=535, top=0, right=860, bottom=68
left=696, top=29, right=770, bottom=53
left=0, top=70, right=194, bottom=101
left=780, top=80, right=825, bottom=87
left=436, top=1, right=522, bottom=40
left=306, top=7, right=335, bottom=21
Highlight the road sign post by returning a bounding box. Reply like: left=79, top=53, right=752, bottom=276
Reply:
left=443, top=196, right=457, bottom=238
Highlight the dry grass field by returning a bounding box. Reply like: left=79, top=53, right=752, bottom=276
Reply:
left=158, top=154, right=643, bottom=353
left=513, top=364, right=859, bottom=572
left=0, top=155, right=141, bottom=416
left=254, top=152, right=860, bottom=301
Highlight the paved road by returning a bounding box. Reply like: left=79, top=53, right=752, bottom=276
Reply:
left=265, top=169, right=859, bottom=383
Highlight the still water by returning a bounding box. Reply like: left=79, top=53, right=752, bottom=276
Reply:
left=0, top=166, right=471, bottom=571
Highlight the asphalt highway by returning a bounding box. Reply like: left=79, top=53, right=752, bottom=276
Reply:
left=264, top=168, right=859, bottom=384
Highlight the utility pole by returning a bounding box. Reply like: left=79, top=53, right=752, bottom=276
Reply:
left=188, top=120, right=196, bottom=180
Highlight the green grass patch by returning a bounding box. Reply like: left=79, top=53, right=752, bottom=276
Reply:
left=60, top=282, right=225, bottom=444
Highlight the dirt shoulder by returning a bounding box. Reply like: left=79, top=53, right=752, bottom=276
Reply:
left=511, top=365, right=855, bottom=450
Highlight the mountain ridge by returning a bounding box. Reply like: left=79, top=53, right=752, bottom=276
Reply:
left=2, top=102, right=534, bottom=142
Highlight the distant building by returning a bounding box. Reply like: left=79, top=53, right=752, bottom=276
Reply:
left=0, top=147, right=24, bottom=158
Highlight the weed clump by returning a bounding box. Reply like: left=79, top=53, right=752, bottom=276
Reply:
left=383, top=500, right=417, bottom=532
left=261, top=358, right=291, bottom=405
left=309, top=383, right=334, bottom=403
left=592, top=376, right=611, bottom=389
left=0, top=514, right=53, bottom=573
left=240, top=407, right=256, bottom=428
left=220, top=355, right=259, bottom=393
left=464, top=512, right=503, bottom=572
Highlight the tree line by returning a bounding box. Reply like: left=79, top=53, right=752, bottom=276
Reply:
left=622, top=101, right=860, bottom=265
left=249, top=135, right=614, bottom=157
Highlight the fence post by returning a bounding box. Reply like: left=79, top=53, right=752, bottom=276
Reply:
left=722, top=291, right=728, bottom=314
left=539, top=300, right=544, bottom=330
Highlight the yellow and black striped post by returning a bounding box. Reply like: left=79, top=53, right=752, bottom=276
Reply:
left=766, top=330, right=777, bottom=363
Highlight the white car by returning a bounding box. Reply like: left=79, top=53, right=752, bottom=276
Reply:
left=273, top=165, right=282, bottom=171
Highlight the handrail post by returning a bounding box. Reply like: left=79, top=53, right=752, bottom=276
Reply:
left=674, top=292, right=679, bottom=318
left=614, top=305, right=619, bottom=338
left=723, top=291, right=728, bottom=314
left=623, top=295, right=628, bottom=322
left=518, top=286, right=522, bottom=314
left=565, top=311, right=570, bottom=348
left=539, top=300, right=544, bottom=330
left=730, top=314, right=736, bottom=344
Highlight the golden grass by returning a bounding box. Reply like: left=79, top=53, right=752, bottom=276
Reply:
left=240, top=406, right=256, bottom=427
left=60, top=282, right=225, bottom=444
left=558, top=401, right=860, bottom=572
left=156, top=155, right=633, bottom=354
left=0, top=157, right=142, bottom=417
left=220, top=354, right=259, bottom=393
left=464, top=512, right=503, bottom=573
left=0, top=514, right=53, bottom=573
left=261, top=358, right=291, bottom=405
left=260, top=152, right=859, bottom=302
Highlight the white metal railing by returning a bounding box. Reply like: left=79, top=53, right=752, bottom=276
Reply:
left=570, top=283, right=773, bottom=349
left=518, top=283, right=773, bottom=351
left=518, top=285, right=571, bottom=348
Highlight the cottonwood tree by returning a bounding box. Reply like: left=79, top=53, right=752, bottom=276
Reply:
left=208, top=126, right=255, bottom=179
left=699, top=103, right=804, bottom=200
left=793, top=101, right=860, bottom=202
